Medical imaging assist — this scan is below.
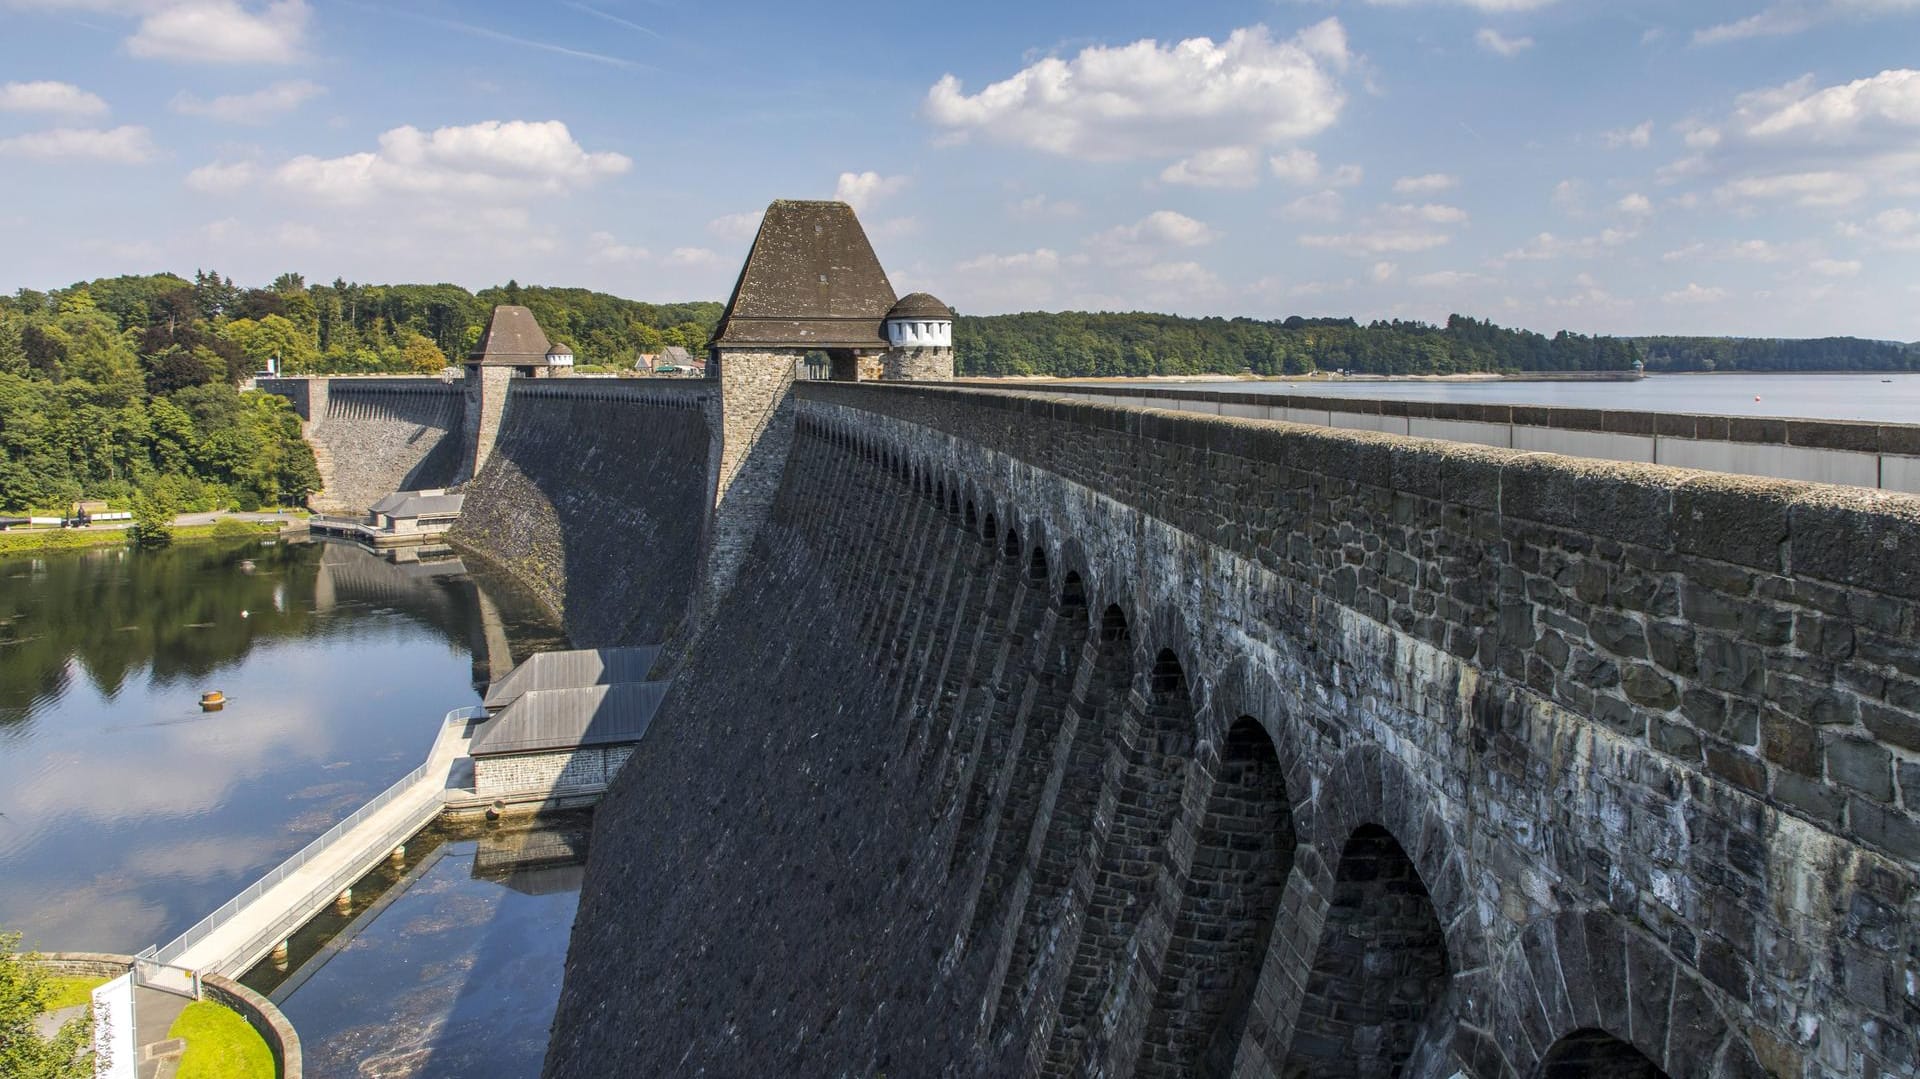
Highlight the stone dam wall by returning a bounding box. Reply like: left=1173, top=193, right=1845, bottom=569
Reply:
left=260, top=376, right=465, bottom=513
left=450, top=379, right=711, bottom=647
left=543, top=383, right=1919, bottom=1078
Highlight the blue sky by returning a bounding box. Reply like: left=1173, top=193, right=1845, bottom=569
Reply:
left=1, top=0, right=1917, bottom=339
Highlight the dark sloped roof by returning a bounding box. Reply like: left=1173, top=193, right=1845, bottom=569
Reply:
left=482, top=645, right=664, bottom=710
left=470, top=681, right=667, bottom=757
left=887, top=292, right=953, bottom=319
left=470, top=305, right=552, bottom=364
left=713, top=200, right=897, bottom=349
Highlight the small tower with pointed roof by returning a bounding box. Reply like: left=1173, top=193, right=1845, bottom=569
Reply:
left=461, top=304, right=561, bottom=480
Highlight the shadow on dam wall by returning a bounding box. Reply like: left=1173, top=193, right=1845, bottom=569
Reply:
left=449, top=383, right=711, bottom=647
left=542, top=384, right=1920, bottom=1078
left=308, top=381, right=467, bottom=514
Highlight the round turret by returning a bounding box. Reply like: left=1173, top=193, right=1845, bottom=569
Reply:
left=884, top=293, right=954, bottom=349
left=545, top=342, right=575, bottom=368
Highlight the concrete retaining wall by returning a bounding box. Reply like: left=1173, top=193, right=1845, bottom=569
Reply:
left=998, top=382, right=1920, bottom=493
left=547, top=381, right=1920, bottom=1078
left=450, top=379, right=712, bottom=646
left=200, top=974, right=302, bottom=1079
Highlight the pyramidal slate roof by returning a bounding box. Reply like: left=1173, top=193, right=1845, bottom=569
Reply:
left=713, top=200, right=898, bottom=350
left=469, top=305, right=552, bottom=364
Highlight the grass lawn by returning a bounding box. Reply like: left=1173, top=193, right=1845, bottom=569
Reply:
left=168, top=1000, right=275, bottom=1079
left=39, top=974, right=107, bottom=1012
left=0, top=518, right=284, bottom=555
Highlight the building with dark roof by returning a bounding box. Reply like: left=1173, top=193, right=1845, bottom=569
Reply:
left=713, top=200, right=899, bottom=353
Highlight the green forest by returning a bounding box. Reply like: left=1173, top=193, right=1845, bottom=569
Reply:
left=1633, top=335, right=1920, bottom=372
left=953, top=312, right=1643, bottom=377
left=0, top=271, right=723, bottom=514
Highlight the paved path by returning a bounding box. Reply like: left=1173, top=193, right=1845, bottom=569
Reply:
left=34, top=985, right=191, bottom=1079
left=169, top=716, right=479, bottom=977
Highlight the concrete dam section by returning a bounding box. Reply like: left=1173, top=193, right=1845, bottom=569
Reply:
left=508, top=381, right=1919, bottom=1078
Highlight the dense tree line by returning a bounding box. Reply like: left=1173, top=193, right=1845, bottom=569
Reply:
left=954, top=312, right=1643, bottom=377
left=1633, top=336, right=1920, bottom=373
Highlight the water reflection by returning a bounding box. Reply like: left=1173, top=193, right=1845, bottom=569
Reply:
left=254, top=814, right=590, bottom=1079
left=0, top=538, right=566, bottom=952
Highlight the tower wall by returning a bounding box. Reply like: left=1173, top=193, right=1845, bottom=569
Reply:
left=462, top=365, right=518, bottom=481
left=882, top=346, right=955, bottom=382
left=702, top=348, right=803, bottom=611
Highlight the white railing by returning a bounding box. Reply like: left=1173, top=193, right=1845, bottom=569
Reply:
left=130, top=950, right=200, bottom=999
left=153, top=706, right=487, bottom=967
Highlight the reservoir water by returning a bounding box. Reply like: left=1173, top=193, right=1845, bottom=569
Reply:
left=1073, top=371, right=1920, bottom=423
left=0, top=537, right=565, bottom=953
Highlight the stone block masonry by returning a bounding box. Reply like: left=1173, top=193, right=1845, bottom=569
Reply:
left=259, top=377, right=464, bottom=514
left=450, top=380, right=710, bottom=647
left=543, top=381, right=1919, bottom=1078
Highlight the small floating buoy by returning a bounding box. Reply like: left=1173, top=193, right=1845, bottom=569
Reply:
left=238, top=559, right=256, bottom=573
left=240, top=610, right=249, bottom=619
left=200, top=691, right=226, bottom=711
left=1754, top=395, right=1762, bottom=401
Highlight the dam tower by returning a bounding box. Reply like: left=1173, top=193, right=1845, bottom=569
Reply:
left=461, top=304, right=564, bottom=481
left=881, top=291, right=956, bottom=381
left=701, top=199, right=909, bottom=609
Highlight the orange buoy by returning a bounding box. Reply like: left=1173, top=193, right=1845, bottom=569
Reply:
left=200, top=691, right=226, bottom=711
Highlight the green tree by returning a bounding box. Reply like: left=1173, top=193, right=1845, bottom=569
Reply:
left=398, top=331, right=448, bottom=374
left=129, top=488, right=177, bottom=548
left=0, top=931, right=96, bottom=1078
left=220, top=315, right=316, bottom=374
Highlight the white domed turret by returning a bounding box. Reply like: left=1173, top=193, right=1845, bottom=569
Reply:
left=545, top=342, right=574, bottom=374
left=881, top=293, right=956, bottom=381
left=883, top=293, right=954, bottom=349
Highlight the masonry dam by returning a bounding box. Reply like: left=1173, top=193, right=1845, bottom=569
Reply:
left=263, top=202, right=1920, bottom=1079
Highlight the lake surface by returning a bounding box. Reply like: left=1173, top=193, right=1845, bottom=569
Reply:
left=245, top=813, right=590, bottom=1079
left=0, top=537, right=565, bottom=953
left=1067, top=372, right=1920, bottom=423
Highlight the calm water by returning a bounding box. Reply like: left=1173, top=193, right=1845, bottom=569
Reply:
left=1080, top=372, right=1920, bottom=423
left=0, top=538, right=565, bottom=953
left=245, top=814, right=590, bottom=1079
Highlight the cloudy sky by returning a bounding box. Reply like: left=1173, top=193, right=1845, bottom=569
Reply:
left=1, top=0, right=1916, bottom=339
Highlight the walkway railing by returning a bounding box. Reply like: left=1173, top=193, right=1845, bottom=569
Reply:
left=153, top=707, right=487, bottom=968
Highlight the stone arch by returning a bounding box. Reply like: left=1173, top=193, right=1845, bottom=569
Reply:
left=1279, top=743, right=1480, bottom=1079
left=1136, top=714, right=1298, bottom=1078
left=1043, top=638, right=1202, bottom=1071
left=1499, top=909, right=1761, bottom=1079
left=1535, top=1030, right=1668, bottom=1078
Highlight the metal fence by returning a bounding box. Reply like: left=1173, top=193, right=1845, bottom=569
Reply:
left=130, top=950, right=200, bottom=999
left=153, top=706, right=487, bottom=967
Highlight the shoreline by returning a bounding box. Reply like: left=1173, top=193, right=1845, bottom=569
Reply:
left=0, top=518, right=287, bottom=556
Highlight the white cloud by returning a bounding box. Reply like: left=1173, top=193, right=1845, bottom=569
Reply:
left=1269, top=148, right=1322, bottom=185
left=587, top=230, right=649, bottom=263
left=1010, top=194, right=1081, bottom=219
left=1326, top=163, right=1365, bottom=187
left=1299, top=229, right=1451, bottom=256
left=1365, top=0, right=1557, bottom=9
left=1809, top=257, right=1862, bottom=276
left=1551, top=178, right=1586, bottom=215
left=1664, top=282, right=1730, bottom=304
left=925, top=21, right=1350, bottom=163
left=128, top=0, right=311, bottom=64
left=1838, top=207, right=1920, bottom=249
left=1739, top=68, right=1920, bottom=143
left=1091, top=210, right=1220, bottom=255
left=1280, top=190, right=1345, bottom=221
left=1137, top=259, right=1225, bottom=299
left=0, top=125, right=156, bottom=163
left=1371, top=260, right=1398, bottom=281
left=270, top=120, right=630, bottom=204
left=1500, top=227, right=1638, bottom=261
left=1393, top=172, right=1458, bottom=194
left=185, top=159, right=257, bottom=191
left=1410, top=269, right=1489, bottom=287
left=956, top=248, right=1066, bottom=274
left=1160, top=146, right=1260, bottom=188
left=1694, top=1, right=1920, bottom=45
left=1603, top=120, right=1653, bottom=149
left=171, top=79, right=322, bottom=123
left=1385, top=201, right=1469, bottom=224
left=1717, top=170, right=1869, bottom=206
left=833, top=170, right=908, bottom=211
left=1475, top=28, right=1534, bottom=56
left=706, top=210, right=764, bottom=240
left=1616, top=192, right=1653, bottom=215
left=666, top=246, right=718, bottom=266
left=0, top=80, right=108, bottom=116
